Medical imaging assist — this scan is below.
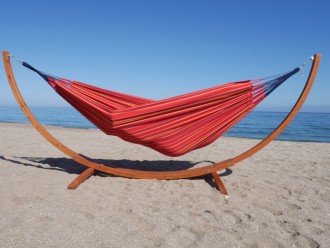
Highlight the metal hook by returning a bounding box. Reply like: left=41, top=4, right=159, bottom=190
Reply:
left=299, top=56, right=314, bottom=77
left=9, top=53, right=23, bottom=65
left=8, top=53, right=23, bottom=71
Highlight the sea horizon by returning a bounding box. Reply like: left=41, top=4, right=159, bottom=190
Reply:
left=1, top=106, right=329, bottom=143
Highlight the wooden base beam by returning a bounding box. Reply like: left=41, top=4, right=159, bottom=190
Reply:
left=211, top=172, right=228, bottom=195
left=67, top=168, right=95, bottom=189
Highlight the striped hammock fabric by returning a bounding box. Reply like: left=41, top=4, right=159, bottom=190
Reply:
left=23, top=62, right=300, bottom=156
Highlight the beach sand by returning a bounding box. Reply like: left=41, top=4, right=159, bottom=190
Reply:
left=0, top=122, right=329, bottom=247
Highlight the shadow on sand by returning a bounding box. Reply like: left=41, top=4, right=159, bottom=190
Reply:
left=0, top=155, right=232, bottom=189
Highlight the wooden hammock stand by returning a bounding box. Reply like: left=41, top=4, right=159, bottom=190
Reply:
left=2, top=51, right=321, bottom=195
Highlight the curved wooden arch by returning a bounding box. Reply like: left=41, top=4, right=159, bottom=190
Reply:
left=2, top=51, right=320, bottom=195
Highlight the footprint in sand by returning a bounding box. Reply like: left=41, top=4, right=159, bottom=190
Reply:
left=223, top=210, right=243, bottom=224
left=289, top=203, right=302, bottom=210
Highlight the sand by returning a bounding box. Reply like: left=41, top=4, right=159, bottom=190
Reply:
left=0, top=122, right=329, bottom=247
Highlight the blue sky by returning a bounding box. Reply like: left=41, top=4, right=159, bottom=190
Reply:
left=1, top=0, right=329, bottom=112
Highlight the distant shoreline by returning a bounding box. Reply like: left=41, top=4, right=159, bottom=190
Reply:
left=1, top=107, right=329, bottom=143
left=0, top=121, right=328, bottom=144
left=2, top=105, right=330, bottom=114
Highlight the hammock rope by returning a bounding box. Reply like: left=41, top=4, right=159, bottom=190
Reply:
left=19, top=60, right=301, bottom=156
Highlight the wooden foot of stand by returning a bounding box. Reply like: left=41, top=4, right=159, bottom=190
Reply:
left=68, top=168, right=95, bottom=189
left=211, top=172, right=228, bottom=195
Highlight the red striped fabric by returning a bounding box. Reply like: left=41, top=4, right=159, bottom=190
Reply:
left=46, top=77, right=264, bottom=156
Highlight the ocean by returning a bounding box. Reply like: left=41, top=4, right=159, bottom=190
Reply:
left=0, top=106, right=329, bottom=143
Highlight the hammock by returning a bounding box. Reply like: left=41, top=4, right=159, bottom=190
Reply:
left=22, top=62, right=299, bottom=156
left=2, top=51, right=320, bottom=194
